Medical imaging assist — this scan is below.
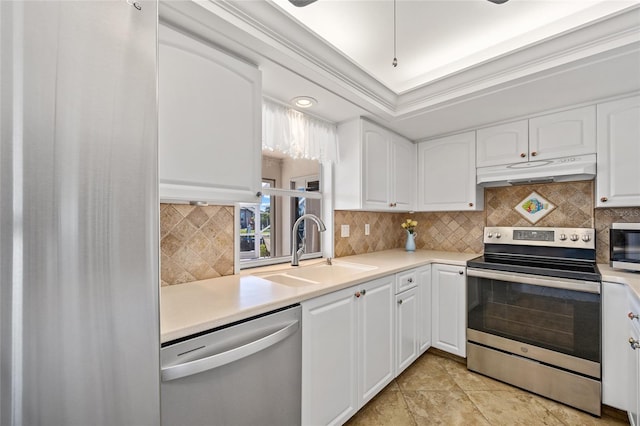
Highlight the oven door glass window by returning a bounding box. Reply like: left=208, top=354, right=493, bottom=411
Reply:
left=468, top=275, right=600, bottom=362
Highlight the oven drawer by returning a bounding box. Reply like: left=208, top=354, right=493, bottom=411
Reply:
left=467, top=329, right=600, bottom=378
left=467, top=342, right=601, bottom=416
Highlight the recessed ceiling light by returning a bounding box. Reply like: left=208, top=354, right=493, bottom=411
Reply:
left=292, top=96, right=317, bottom=108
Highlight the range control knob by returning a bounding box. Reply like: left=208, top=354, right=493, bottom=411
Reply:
left=582, top=234, right=591, bottom=242
left=570, top=234, right=579, bottom=242
left=487, top=232, right=493, bottom=238
left=559, top=234, right=567, bottom=241
left=495, top=233, right=501, bottom=239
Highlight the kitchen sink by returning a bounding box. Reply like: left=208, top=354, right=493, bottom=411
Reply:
left=260, top=274, right=319, bottom=287
left=283, top=261, right=377, bottom=282
left=256, top=261, right=377, bottom=286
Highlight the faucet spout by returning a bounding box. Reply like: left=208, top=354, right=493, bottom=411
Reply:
left=291, top=214, right=326, bottom=266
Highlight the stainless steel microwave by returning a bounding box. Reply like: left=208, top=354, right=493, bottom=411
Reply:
left=610, top=223, right=640, bottom=272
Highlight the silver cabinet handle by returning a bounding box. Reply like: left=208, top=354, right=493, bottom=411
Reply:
left=630, top=337, right=640, bottom=350
left=398, top=299, right=403, bottom=305
left=459, top=271, right=464, bottom=275
left=161, top=320, right=299, bottom=382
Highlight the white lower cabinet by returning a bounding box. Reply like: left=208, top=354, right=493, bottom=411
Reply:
left=417, top=266, right=432, bottom=354
left=628, top=288, right=640, bottom=426
left=395, top=287, right=418, bottom=376
left=302, top=286, right=358, bottom=426
left=602, top=281, right=629, bottom=410
left=357, top=276, right=395, bottom=406
left=432, top=264, right=467, bottom=357
left=302, top=275, right=394, bottom=426
left=302, top=263, right=466, bottom=425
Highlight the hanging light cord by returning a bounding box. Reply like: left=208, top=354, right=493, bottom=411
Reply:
left=392, top=0, right=398, bottom=67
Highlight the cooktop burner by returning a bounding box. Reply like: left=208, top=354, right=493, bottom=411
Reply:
left=467, top=254, right=601, bottom=282
left=468, top=226, right=601, bottom=282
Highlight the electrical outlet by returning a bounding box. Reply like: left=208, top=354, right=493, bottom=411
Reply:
left=341, top=224, right=350, bottom=238
left=365, top=224, right=370, bottom=235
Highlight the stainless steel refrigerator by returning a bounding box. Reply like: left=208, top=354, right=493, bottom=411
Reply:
left=0, top=1, right=160, bottom=424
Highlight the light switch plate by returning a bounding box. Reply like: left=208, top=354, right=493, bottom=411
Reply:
left=365, top=224, right=370, bottom=235
left=341, top=224, right=350, bottom=238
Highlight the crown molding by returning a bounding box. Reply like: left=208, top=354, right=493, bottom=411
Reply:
left=161, top=1, right=640, bottom=124
left=395, top=6, right=640, bottom=118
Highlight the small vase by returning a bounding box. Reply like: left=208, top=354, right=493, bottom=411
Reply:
left=405, top=231, right=416, bottom=252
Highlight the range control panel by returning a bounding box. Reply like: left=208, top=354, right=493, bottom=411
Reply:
left=483, top=226, right=596, bottom=249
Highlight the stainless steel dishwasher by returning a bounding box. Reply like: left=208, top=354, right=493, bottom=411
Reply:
left=160, top=305, right=302, bottom=426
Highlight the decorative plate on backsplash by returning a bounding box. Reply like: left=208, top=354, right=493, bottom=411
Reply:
left=515, top=191, right=556, bottom=224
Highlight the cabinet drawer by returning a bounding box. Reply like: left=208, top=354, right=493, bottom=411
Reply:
left=396, top=270, right=417, bottom=294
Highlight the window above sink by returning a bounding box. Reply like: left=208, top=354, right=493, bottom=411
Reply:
left=239, top=153, right=330, bottom=269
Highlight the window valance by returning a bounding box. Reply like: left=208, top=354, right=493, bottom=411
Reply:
left=262, top=98, right=339, bottom=163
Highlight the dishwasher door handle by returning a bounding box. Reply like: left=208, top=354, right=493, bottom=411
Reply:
left=161, top=320, right=299, bottom=382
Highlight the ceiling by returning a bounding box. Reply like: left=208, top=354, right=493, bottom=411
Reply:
left=270, top=0, right=636, bottom=93
left=160, top=0, right=640, bottom=141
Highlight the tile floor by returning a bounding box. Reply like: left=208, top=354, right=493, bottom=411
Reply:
left=345, top=351, right=629, bottom=426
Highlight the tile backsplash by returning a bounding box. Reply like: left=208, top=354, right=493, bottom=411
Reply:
left=333, top=210, right=484, bottom=257
left=485, top=181, right=594, bottom=228
left=334, top=181, right=640, bottom=263
left=159, top=183, right=639, bottom=285
left=160, top=204, right=234, bottom=286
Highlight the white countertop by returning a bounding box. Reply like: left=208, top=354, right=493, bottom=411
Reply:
left=599, top=263, right=640, bottom=299
left=161, top=251, right=640, bottom=344
left=161, top=249, right=478, bottom=343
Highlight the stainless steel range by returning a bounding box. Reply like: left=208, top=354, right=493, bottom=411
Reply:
left=467, top=226, right=602, bottom=416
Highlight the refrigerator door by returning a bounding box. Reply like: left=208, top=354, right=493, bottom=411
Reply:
left=1, top=1, right=159, bottom=424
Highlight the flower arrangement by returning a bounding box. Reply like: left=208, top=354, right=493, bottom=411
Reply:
left=401, top=218, right=418, bottom=234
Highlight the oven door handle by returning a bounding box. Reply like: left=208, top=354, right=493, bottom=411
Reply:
left=466, top=268, right=600, bottom=294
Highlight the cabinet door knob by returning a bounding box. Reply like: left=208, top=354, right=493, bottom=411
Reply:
left=407, top=278, right=413, bottom=283
left=520, top=153, right=526, bottom=158
left=361, top=289, right=366, bottom=296
left=468, top=202, right=474, bottom=207
left=531, top=151, right=538, bottom=157
left=354, top=291, right=361, bottom=298
left=459, top=270, right=464, bottom=275
left=397, top=299, right=403, bottom=305
left=256, top=191, right=262, bottom=198
left=629, top=337, right=640, bottom=350
left=389, top=202, right=397, bottom=207
left=600, top=197, right=608, bottom=203
left=629, top=312, right=640, bottom=320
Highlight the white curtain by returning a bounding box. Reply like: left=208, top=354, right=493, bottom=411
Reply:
left=262, top=99, right=339, bottom=163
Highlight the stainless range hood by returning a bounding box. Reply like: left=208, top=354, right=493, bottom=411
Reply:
left=477, top=154, right=596, bottom=187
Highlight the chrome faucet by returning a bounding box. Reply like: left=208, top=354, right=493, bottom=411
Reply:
left=291, top=214, right=326, bottom=266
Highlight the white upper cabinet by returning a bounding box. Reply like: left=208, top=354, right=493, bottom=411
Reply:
left=158, top=25, right=262, bottom=203
left=476, top=120, right=529, bottom=167
left=336, top=119, right=416, bottom=211
left=477, top=106, right=596, bottom=169
left=596, top=95, right=640, bottom=207
left=392, top=134, right=417, bottom=210
left=362, top=123, right=391, bottom=209
left=528, top=105, right=596, bottom=161
left=417, top=132, right=483, bottom=211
